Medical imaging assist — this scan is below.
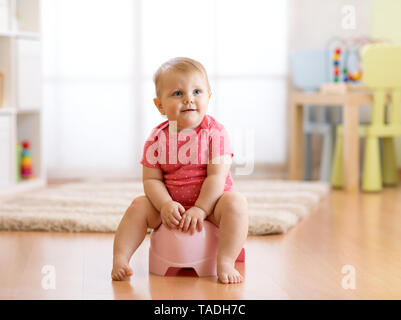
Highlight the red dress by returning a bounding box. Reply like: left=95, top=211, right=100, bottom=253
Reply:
left=140, top=115, right=234, bottom=209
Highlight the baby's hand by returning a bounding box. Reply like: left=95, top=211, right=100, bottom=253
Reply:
left=179, top=206, right=207, bottom=234
left=160, top=201, right=185, bottom=229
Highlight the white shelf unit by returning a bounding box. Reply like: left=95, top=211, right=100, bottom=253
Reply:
left=0, top=0, right=46, bottom=197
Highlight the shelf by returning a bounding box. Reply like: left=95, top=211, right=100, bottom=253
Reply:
left=15, top=0, right=41, bottom=34
left=15, top=31, right=40, bottom=40
left=16, top=178, right=46, bottom=189
left=0, top=31, right=40, bottom=40
left=0, top=31, right=14, bottom=38
left=0, top=0, right=45, bottom=197
left=0, top=107, right=16, bottom=115
left=0, top=107, right=41, bottom=115
left=0, top=0, right=41, bottom=38
left=16, top=112, right=42, bottom=180
left=0, top=178, right=46, bottom=198
left=17, top=107, right=41, bottom=114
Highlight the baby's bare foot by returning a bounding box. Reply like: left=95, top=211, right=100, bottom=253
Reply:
left=217, top=259, right=243, bottom=284
left=111, top=257, right=133, bottom=281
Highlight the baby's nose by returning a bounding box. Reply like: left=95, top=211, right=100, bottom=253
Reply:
left=184, top=94, right=194, bottom=104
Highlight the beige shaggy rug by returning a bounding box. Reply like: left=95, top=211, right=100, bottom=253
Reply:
left=0, top=180, right=329, bottom=235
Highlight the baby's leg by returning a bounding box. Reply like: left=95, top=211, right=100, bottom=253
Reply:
left=112, top=195, right=161, bottom=281
left=206, top=191, right=248, bottom=284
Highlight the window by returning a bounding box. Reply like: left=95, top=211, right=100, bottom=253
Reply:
left=42, top=0, right=288, bottom=178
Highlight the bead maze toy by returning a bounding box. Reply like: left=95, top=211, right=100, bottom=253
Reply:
left=332, top=47, right=341, bottom=83
left=321, top=37, right=383, bottom=94
left=333, top=46, right=362, bottom=83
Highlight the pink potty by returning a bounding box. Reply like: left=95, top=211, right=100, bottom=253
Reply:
left=149, top=220, right=245, bottom=277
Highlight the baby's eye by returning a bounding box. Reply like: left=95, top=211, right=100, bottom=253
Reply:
left=172, top=91, right=182, bottom=96
left=194, top=89, right=202, bottom=95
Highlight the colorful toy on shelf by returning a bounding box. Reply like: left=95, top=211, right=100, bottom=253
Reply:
left=16, top=141, right=22, bottom=182
left=21, top=140, right=33, bottom=179
left=332, top=45, right=362, bottom=83
left=342, top=48, right=363, bottom=82
left=333, top=48, right=341, bottom=82
left=325, top=37, right=384, bottom=85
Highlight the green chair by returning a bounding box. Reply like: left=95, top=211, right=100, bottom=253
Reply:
left=331, top=44, right=401, bottom=191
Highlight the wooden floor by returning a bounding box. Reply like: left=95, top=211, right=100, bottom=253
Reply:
left=1, top=185, right=401, bottom=300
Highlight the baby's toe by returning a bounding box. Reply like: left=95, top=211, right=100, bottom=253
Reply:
left=121, top=268, right=132, bottom=280
left=112, top=271, right=121, bottom=281
left=119, top=270, right=127, bottom=279
left=113, top=271, right=122, bottom=281
left=125, top=266, right=133, bottom=276
left=235, top=274, right=243, bottom=283
left=218, top=273, right=229, bottom=284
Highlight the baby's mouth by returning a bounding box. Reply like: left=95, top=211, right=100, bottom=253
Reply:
left=181, top=109, right=197, bottom=112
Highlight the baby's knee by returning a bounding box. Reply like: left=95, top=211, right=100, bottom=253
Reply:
left=126, top=196, right=150, bottom=216
left=129, top=195, right=149, bottom=209
left=127, top=195, right=161, bottom=226
left=218, top=192, right=248, bottom=222
left=226, top=192, right=248, bottom=212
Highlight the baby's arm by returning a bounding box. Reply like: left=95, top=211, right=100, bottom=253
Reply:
left=194, top=154, right=232, bottom=216
left=143, top=166, right=185, bottom=228
left=142, top=166, right=172, bottom=211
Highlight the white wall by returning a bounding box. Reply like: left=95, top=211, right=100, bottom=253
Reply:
left=288, top=0, right=371, bottom=52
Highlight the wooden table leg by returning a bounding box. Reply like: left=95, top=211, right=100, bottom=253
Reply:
left=289, top=96, right=304, bottom=180
left=343, top=98, right=359, bottom=192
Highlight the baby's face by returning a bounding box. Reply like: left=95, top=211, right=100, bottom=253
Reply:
left=154, top=70, right=211, bottom=132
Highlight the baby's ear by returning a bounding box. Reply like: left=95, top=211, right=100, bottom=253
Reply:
left=153, top=98, right=165, bottom=115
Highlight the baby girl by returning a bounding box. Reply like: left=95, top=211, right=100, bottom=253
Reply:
left=111, top=57, right=248, bottom=284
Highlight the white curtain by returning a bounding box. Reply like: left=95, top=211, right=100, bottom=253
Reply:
left=42, top=0, right=288, bottom=179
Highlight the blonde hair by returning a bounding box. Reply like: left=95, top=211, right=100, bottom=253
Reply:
left=153, top=57, right=211, bottom=98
